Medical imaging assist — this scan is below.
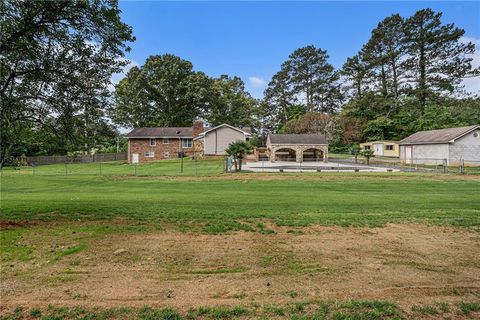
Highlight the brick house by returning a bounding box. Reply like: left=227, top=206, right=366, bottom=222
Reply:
left=126, top=121, right=251, bottom=163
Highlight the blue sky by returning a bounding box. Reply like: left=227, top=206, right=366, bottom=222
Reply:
left=118, top=1, right=480, bottom=98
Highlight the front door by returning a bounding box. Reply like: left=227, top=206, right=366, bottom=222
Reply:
left=132, top=153, right=139, bottom=164
left=374, top=143, right=384, bottom=156
left=404, top=146, right=412, bottom=164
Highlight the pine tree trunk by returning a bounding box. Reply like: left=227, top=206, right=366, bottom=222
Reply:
left=418, top=18, right=427, bottom=109
left=380, top=64, right=388, bottom=97
left=391, top=57, right=399, bottom=99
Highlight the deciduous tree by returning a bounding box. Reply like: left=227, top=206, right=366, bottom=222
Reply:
left=0, top=0, right=134, bottom=164
left=111, top=54, right=210, bottom=128
left=205, top=75, right=259, bottom=128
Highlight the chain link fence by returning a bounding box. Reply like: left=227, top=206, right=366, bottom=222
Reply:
left=0, top=157, right=226, bottom=177
left=329, top=155, right=480, bottom=174
left=24, top=152, right=127, bottom=165
left=2, top=155, right=478, bottom=176
left=459, top=159, right=480, bottom=175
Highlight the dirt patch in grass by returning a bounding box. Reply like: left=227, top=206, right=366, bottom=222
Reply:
left=1, top=223, right=479, bottom=314
left=0, top=220, right=38, bottom=230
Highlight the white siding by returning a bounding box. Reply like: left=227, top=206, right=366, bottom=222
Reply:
left=449, top=129, right=480, bottom=164
left=401, top=144, right=448, bottom=165
left=204, top=126, right=246, bottom=155
left=413, top=144, right=449, bottom=164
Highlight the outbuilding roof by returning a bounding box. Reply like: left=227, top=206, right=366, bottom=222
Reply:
left=194, top=124, right=251, bottom=140
left=268, top=134, right=328, bottom=145
left=126, top=127, right=193, bottom=138
left=399, top=125, right=479, bottom=145
left=201, top=123, right=252, bottom=136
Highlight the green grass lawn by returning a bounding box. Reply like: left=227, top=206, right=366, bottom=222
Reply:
left=1, top=161, right=480, bottom=319
left=3, top=299, right=479, bottom=320
left=1, top=161, right=479, bottom=228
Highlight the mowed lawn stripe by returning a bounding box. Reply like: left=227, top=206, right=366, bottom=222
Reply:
left=1, top=175, right=479, bottom=226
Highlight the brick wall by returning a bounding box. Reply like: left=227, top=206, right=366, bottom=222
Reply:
left=128, top=138, right=195, bottom=163
left=193, top=120, right=204, bottom=137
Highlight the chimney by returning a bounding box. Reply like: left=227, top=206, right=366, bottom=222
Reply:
left=193, top=119, right=204, bottom=138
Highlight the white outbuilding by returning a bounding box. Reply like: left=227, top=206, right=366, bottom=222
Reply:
left=399, top=125, right=480, bottom=165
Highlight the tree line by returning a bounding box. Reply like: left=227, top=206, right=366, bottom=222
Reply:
left=1, top=2, right=478, bottom=164
left=112, top=54, right=258, bottom=129
left=111, top=8, right=480, bottom=149
left=264, top=9, right=479, bottom=148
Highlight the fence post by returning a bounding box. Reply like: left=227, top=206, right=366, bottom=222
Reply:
left=180, top=155, right=184, bottom=173
left=194, top=153, right=198, bottom=176
left=443, top=159, right=448, bottom=173
left=460, top=158, right=465, bottom=174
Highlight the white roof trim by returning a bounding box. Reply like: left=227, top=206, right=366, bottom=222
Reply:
left=201, top=123, right=252, bottom=136
left=450, top=125, right=480, bottom=143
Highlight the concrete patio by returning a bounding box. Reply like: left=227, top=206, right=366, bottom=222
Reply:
left=243, top=160, right=400, bottom=173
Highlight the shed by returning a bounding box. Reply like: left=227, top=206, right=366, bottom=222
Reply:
left=359, top=141, right=399, bottom=157
left=399, top=125, right=480, bottom=165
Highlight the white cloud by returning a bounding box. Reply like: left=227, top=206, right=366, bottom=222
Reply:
left=460, top=36, right=480, bottom=94
left=248, top=76, right=266, bottom=88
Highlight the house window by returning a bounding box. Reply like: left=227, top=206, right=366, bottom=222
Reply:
left=149, top=138, right=156, bottom=146
left=144, top=151, right=155, bottom=158
left=163, top=138, right=169, bottom=144
left=164, top=151, right=169, bottom=158
left=386, top=145, right=394, bottom=151
left=364, top=145, right=371, bottom=150
left=182, top=138, right=193, bottom=148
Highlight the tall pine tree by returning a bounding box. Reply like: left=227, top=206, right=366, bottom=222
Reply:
left=403, top=8, right=478, bottom=108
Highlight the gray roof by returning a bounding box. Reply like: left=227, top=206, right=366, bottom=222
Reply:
left=126, top=127, right=193, bottom=138
left=399, top=125, right=479, bottom=145
left=268, top=134, right=328, bottom=145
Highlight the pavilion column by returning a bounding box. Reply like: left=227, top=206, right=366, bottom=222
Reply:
left=270, top=148, right=276, bottom=162
left=296, top=147, right=303, bottom=163
left=323, top=146, right=328, bottom=163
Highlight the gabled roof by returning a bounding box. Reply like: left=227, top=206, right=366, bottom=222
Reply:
left=198, top=123, right=252, bottom=137
left=268, top=134, right=328, bottom=145
left=399, top=125, right=479, bottom=145
left=126, top=127, right=193, bottom=138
